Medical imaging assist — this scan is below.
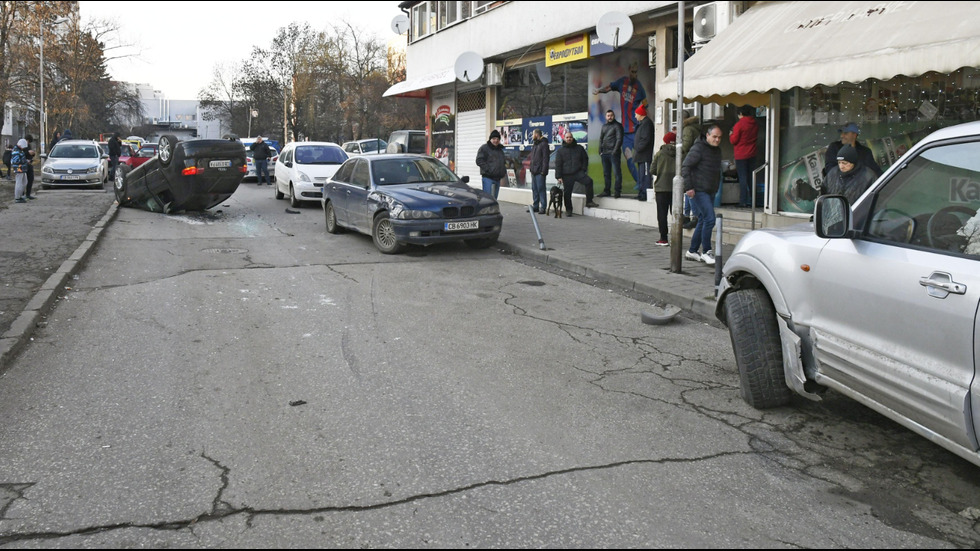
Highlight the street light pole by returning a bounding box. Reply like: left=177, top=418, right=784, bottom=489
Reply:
left=39, top=16, right=69, bottom=157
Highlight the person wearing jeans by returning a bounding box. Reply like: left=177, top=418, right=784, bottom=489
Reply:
left=597, top=110, right=623, bottom=198
left=682, top=124, right=723, bottom=265
left=529, top=128, right=550, bottom=214
left=476, top=129, right=506, bottom=199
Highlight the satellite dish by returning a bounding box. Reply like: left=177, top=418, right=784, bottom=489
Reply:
left=596, top=11, right=634, bottom=49
left=454, top=51, right=484, bottom=83
left=535, top=62, right=552, bottom=85
left=391, top=14, right=409, bottom=35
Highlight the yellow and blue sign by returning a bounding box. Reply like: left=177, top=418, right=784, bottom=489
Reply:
left=546, top=34, right=589, bottom=67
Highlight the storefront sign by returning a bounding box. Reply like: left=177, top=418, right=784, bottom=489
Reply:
left=546, top=34, right=589, bottom=67
left=589, top=32, right=614, bottom=57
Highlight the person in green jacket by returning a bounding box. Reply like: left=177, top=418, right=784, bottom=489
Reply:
left=652, top=132, right=678, bottom=245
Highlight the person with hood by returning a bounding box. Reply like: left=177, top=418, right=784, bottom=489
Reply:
left=529, top=128, right=550, bottom=214
left=632, top=103, right=655, bottom=201
left=107, top=132, right=122, bottom=181
left=680, top=112, right=702, bottom=229
left=554, top=131, right=598, bottom=216
left=821, top=144, right=877, bottom=204
left=475, top=129, right=506, bottom=199
left=11, top=139, right=30, bottom=203
left=822, top=122, right=882, bottom=179
left=597, top=109, right=624, bottom=198
left=682, top=124, right=724, bottom=265
left=730, top=105, right=759, bottom=207
left=652, top=132, right=678, bottom=246
left=61, top=128, right=73, bottom=141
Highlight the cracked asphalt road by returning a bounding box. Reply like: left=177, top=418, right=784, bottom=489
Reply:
left=0, top=185, right=979, bottom=548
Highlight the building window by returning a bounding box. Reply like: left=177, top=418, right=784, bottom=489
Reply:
left=438, top=1, right=461, bottom=30
left=497, top=61, right=588, bottom=120
left=412, top=2, right=431, bottom=40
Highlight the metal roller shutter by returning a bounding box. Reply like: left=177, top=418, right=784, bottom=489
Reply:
left=455, top=90, right=486, bottom=188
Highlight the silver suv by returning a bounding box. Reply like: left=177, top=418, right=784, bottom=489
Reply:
left=716, top=121, right=980, bottom=467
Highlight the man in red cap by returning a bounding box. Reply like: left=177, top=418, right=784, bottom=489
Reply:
left=632, top=103, right=655, bottom=201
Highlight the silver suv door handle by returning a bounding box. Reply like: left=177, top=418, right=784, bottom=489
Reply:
left=919, top=272, right=967, bottom=296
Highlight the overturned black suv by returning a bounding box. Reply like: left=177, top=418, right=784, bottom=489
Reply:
left=114, top=134, right=247, bottom=213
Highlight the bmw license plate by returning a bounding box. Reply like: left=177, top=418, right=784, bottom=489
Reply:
left=209, top=160, right=232, bottom=168
left=61, top=174, right=82, bottom=180
left=445, top=220, right=479, bottom=231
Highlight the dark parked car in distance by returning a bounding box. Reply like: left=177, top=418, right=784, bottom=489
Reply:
left=115, top=134, right=247, bottom=213
left=322, top=154, right=502, bottom=254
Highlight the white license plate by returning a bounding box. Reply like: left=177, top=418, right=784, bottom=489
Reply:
left=61, top=174, right=82, bottom=180
left=209, top=160, right=232, bottom=168
left=445, top=220, right=479, bottom=231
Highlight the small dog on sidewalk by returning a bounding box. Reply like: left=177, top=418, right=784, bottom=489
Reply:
left=546, top=185, right=563, bottom=218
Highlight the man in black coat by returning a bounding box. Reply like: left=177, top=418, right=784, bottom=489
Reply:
left=529, top=128, right=550, bottom=214
left=598, top=109, right=624, bottom=198
left=107, top=133, right=122, bottom=181
left=823, top=122, right=882, bottom=179
left=632, top=103, right=654, bottom=201
left=822, top=144, right=877, bottom=204
left=682, top=124, right=724, bottom=265
left=554, top=132, right=598, bottom=216
left=475, top=129, right=506, bottom=199
left=250, top=136, right=273, bottom=185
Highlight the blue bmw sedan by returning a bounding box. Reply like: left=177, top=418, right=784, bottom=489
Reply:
left=322, top=154, right=503, bottom=254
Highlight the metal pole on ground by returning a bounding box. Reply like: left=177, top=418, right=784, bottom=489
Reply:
left=714, top=214, right=723, bottom=297
left=528, top=206, right=546, bottom=250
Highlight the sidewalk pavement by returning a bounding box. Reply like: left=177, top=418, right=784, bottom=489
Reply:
left=494, top=201, right=731, bottom=325
left=0, top=187, right=729, bottom=370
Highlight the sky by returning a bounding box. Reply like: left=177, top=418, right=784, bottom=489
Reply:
left=78, top=1, right=405, bottom=100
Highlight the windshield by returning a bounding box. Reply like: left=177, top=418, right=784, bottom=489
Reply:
left=360, top=140, right=386, bottom=153
left=295, top=145, right=347, bottom=164
left=372, top=157, right=460, bottom=186
left=50, top=144, right=99, bottom=159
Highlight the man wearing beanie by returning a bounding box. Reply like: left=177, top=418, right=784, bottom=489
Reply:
left=554, top=131, right=598, bottom=215
left=476, top=129, right=506, bottom=198
left=822, top=143, right=877, bottom=204
left=651, top=132, right=678, bottom=245
left=632, top=103, right=655, bottom=201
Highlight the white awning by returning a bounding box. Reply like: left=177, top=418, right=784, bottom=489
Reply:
left=670, top=1, right=980, bottom=104
left=383, top=68, right=457, bottom=98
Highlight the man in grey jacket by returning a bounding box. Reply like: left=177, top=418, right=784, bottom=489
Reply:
left=682, top=124, right=723, bottom=265
left=597, top=110, right=624, bottom=198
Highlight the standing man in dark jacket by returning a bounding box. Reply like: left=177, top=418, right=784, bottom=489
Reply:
left=250, top=136, right=273, bottom=185
left=822, top=122, right=882, bottom=179
left=632, top=103, right=655, bottom=201
left=597, top=109, right=624, bottom=198
left=529, top=128, right=550, bottom=214
left=554, top=132, right=598, bottom=216
left=682, top=124, right=724, bottom=265
left=22, top=135, right=36, bottom=200
left=475, top=129, right=506, bottom=199
left=107, top=132, right=122, bottom=182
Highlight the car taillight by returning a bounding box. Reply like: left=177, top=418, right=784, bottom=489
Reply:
left=239, top=165, right=247, bottom=173
left=272, top=156, right=278, bottom=162
left=182, top=166, right=200, bottom=176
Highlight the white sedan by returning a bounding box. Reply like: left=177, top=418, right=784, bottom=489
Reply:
left=273, top=142, right=348, bottom=207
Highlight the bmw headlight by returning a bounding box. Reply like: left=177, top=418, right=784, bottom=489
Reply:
left=478, top=204, right=500, bottom=215
left=394, top=209, right=438, bottom=220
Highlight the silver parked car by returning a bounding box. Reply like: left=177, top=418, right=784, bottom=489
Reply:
left=716, top=121, right=980, bottom=467
left=41, top=139, right=109, bottom=189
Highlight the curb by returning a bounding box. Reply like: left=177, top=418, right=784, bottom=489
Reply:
left=0, top=201, right=119, bottom=371
left=495, top=239, right=721, bottom=326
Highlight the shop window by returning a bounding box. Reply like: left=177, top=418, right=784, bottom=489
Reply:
left=775, top=70, right=980, bottom=215
left=496, top=61, right=588, bottom=120
left=666, top=23, right=695, bottom=71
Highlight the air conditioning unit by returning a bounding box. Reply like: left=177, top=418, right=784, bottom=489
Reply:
left=693, top=1, right=734, bottom=43
left=484, top=63, right=503, bottom=86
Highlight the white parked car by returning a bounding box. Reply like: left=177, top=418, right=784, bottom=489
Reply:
left=716, top=120, right=980, bottom=467
left=40, top=139, right=109, bottom=189
left=273, top=142, right=348, bottom=207
left=342, top=138, right=387, bottom=157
